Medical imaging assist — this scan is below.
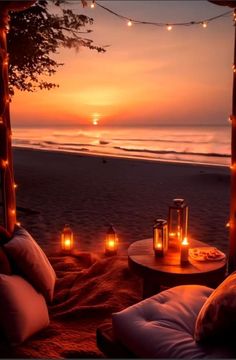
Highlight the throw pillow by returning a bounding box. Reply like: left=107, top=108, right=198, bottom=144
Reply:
left=4, top=226, right=56, bottom=302
left=195, top=271, right=236, bottom=342
left=0, top=274, right=49, bottom=346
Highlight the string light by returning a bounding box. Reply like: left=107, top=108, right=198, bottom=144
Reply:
left=11, top=209, right=16, bottom=215
left=13, top=183, right=18, bottom=189
left=90, top=0, right=95, bottom=9
left=16, top=222, right=21, bottom=226
left=91, top=2, right=232, bottom=30
left=228, top=115, right=232, bottom=123
left=226, top=221, right=230, bottom=228
left=5, top=24, right=10, bottom=33
left=1, top=159, right=8, bottom=168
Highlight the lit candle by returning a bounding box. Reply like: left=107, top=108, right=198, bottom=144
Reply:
left=154, top=242, right=163, bottom=257
left=61, top=224, right=74, bottom=252
left=105, top=225, right=118, bottom=255
left=64, top=238, right=72, bottom=250
left=181, top=237, right=189, bottom=264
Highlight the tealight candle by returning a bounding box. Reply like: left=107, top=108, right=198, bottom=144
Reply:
left=180, top=237, right=189, bottom=264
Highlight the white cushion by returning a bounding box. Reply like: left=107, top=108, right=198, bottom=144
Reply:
left=4, top=226, right=56, bottom=302
left=0, top=275, right=49, bottom=346
left=112, top=285, right=236, bottom=359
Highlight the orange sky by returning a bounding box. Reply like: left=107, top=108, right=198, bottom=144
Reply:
left=11, top=1, right=235, bottom=127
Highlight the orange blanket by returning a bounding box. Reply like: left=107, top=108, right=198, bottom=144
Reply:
left=0, top=254, right=141, bottom=358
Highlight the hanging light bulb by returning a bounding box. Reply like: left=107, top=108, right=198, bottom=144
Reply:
left=167, top=25, right=172, bottom=31
left=90, top=0, right=95, bottom=8
left=127, top=19, right=132, bottom=27
left=202, top=21, right=207, bottom=28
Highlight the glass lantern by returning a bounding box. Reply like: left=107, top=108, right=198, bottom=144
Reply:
left=105, top=224, right=118, bottom=255
left=61, top=224, right=74, bottom=252
left=153, top=219, right=168, bottom=257
left=168, top=198, right=188, bottom=250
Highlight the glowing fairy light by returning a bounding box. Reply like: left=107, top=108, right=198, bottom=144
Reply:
left=1, top=159, right=8, bottom=168
left=93, top=118, right=99, bottom=126
left=226, top=221, right=230, bottom=228
left=94, top=2, right=232, bottom=30
left=90, top=0, right=95, bottom=8
left=16, top=222, right=21, bottom=226
left=11, top=209, right=16, bottom=215
left=13, top=183, right=18, bottom=189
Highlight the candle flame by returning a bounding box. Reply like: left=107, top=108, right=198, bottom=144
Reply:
left=108, top=239, right=115, bottom=248
left=64, top=238, right=71, bottom=249
left=182, top=237, right=189, bottom=245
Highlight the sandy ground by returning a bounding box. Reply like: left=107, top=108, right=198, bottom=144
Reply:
left=0, top=147, right=229, bottom=358
left=13, top=148, right=230, bottom=255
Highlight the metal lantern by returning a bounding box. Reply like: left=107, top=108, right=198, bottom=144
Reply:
left=153, top=219, right=168, bottom=257
left=61, top=224, right=74, bottom=252
left=105, top=224, right=118, bottom=255
left=168, top=198, right=189, bottom=250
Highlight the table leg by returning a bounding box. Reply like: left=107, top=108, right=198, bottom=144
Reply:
left=142, top=275, right=161, bottom=299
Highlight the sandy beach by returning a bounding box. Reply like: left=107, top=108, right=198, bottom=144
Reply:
left=0, top=146, right=229, bottom=357
left=13, top=147, right=230, bottom=255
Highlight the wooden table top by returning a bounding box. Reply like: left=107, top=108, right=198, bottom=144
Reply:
left=128, top=238, right=227, bottom=276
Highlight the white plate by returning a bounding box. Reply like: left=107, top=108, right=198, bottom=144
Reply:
left=189, top=247, right=226, bottom=262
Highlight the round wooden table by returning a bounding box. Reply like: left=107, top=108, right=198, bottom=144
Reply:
left=128, top=238, right=227, bottom=298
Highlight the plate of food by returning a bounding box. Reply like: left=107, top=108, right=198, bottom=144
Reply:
left=189, top=247, right=226, bottom=262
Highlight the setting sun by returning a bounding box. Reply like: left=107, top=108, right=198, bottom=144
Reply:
left=92, top=112, right=100, bottom=126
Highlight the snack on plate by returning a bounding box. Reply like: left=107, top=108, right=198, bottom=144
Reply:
left=189, top=247, right=225, bottom=262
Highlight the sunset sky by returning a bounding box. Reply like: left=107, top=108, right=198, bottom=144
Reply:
left=11, top=0, right=235, bottom=127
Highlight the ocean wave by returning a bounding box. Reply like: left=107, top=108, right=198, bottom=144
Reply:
left=112, top=138, right=229, bottom=145
left=113, top=146, right=230, bottom=158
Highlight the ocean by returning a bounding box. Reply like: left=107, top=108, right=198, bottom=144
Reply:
left=12, top=125, right=231, bottom=167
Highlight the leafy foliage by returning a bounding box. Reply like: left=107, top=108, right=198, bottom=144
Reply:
left=8, top=0, right=105, bottom=95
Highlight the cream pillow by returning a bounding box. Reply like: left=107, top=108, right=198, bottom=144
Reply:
left=0, top=274, right=49, bottom=346
left=4, top=227, right=56, bottom=302
left=195, top=272, right=236, bottom=342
